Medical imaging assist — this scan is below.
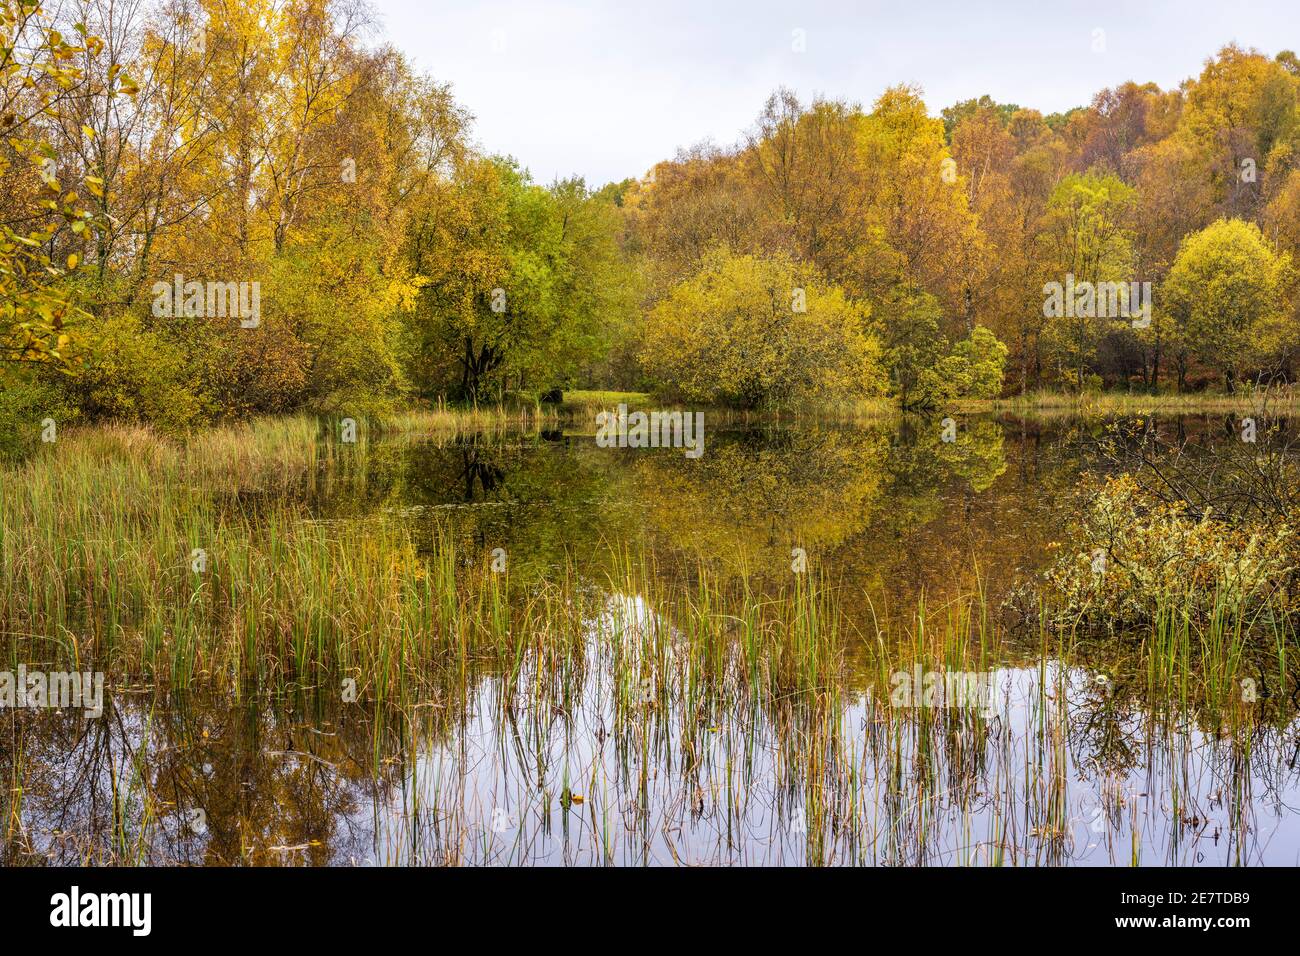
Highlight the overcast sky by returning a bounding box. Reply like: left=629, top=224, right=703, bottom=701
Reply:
left=372, top=0, right=1300, bottom=187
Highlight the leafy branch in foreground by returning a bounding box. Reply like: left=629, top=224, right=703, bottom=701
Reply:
left=1, top=0, right=130, bottom=369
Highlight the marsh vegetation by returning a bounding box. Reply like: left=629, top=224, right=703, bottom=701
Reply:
left=3, top=410, right=1298, bottom=866
left=3, top=0, right=1300, bottom=871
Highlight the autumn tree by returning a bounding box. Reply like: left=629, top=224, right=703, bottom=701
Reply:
left=951, top=104, right=1063, bottom=390
left=872, top=287, right=1008, bottom=407
left=0, top=0, right=122, bottom=368
left=1038, top=172, right=1138, bottom=388
left=1163, top=218, right=1293, bottom=389
left=641, top=249, right=884, bottom=408
left=845, top=85, right=985, bottom=324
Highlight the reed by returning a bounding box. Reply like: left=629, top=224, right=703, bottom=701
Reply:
left=3, top=417, right=1296, bottom=865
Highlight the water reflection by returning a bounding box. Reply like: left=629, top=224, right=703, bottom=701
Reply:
left=7, top=651, right=1299, bottom=866
left=6, top=411, right=1299, bottom=866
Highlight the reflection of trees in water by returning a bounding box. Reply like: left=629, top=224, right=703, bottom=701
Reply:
left=300, top=417, right=1126, bottom=610
left=0, top=694, right=412, bottom=865
left=6, top=637, right=1299, bottom=866
left=338, top=420, right=1017, bottom=589
left=447, top=440, right=506, bottom=502
left=627, top=424, right=894, bottom=573
left=402, top=433, right=637, bottom=579
left=236, top=412, right=1299, bottom=611
left=858, top=664, right=1300, bottom=866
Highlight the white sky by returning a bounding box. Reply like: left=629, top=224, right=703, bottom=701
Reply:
left=371, top=0, right=1300, bottom=187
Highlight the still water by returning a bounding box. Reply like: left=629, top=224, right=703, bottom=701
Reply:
left=6, top=413, right=1300, bottom=866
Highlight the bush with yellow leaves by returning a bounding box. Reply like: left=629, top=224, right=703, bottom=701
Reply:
left=641, top=248, right=886, bottom=409
left=1035, top=473, right=1297, bottom=631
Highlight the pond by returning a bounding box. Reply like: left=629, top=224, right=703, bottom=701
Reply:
left=4, top=411, right=1299, bottom=866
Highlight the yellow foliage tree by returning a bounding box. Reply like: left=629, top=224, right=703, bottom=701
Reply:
left=641, top=248, right=884, bottom=408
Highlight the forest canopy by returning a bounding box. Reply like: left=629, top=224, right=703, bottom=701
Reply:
left=2, top=0, right=1299, bottom=435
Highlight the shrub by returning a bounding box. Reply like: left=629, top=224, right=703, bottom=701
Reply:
left=875, top=288, right=1008, bottom=407
left=0, top=373, right=77, bottom=463
left=53, top=311, right=204, bottom=431
left=947, top=325, right=1008, bottom=399
left=641, top=248, right=886, bottom=408
left=1034, top=474, right=1297, bottom=631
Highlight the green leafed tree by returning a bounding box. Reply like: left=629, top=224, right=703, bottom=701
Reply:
left=874, top=287, right=1009, bottom=407
left=408, top=157, right=636, bottom=403
left=1038, top=172, right=1138, bottom=389
left=1163, top=218, right=1293, bottom=389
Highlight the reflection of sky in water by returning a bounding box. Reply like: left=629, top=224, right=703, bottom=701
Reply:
left=362, top=648, right=1300, bottom=867
left=11, top=414, right=1300, bottom=865
left=13, top=602, right=1300, bottom=866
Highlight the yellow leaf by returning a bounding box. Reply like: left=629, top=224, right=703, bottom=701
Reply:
left=66, top=253, right=78, bottom=269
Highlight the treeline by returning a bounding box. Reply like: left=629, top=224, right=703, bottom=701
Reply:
left=2, top=0, right=1299, bottom=436
left=623, top=49, right=1300, bottom=402
left=1, top=0, right=636, bottom=434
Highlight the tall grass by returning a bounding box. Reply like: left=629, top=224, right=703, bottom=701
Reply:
left=4, top=419, right=1290, bottom=703
left=0, top=422, right=854, bottom=699
left=4, top=418, right=1297, bottom=865
left=992, top=385, right=1300, bottom=417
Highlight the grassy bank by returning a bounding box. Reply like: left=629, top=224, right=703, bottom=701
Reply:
left=986, top=386, right=1300, bottom=417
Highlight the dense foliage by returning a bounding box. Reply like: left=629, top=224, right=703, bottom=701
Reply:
left=640, top=249, right=883, bottom=408
left=1035, top=474, right=1297, bottom=631
left=2, top=0, right=1299, bottom=432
